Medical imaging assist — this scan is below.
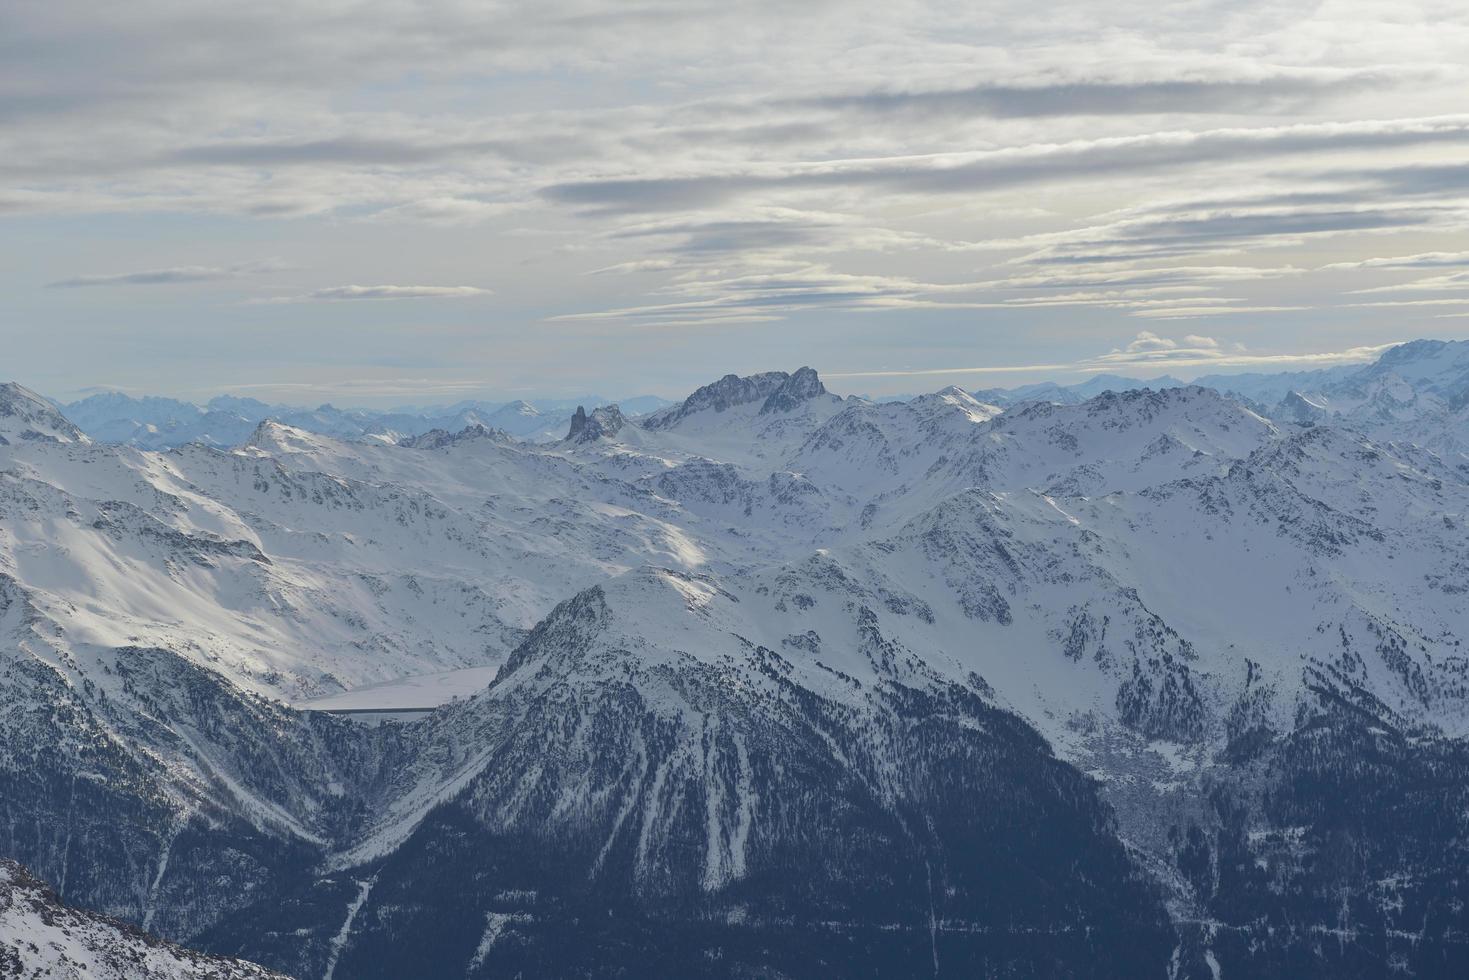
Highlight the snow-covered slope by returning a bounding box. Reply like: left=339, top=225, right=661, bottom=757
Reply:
left=0, top=859, right=287, bottom=979
left=0, top=382, right=89, bottom=445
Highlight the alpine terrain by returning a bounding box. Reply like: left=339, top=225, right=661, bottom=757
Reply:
left=2, top=343, right=1468, bottom=977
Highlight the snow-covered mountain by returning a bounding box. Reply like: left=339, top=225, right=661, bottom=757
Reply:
left=2, top=344, right=1468, bottom=978
left=1252, top=339, right=1469, bottom=461
left=56, top=391, right=675, bottom=449
left=974, top=371, right=1188, bottom=407
left=0, top=382, right=89, bottom=445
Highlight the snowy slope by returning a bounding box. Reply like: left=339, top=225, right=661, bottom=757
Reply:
left=0, top=382, right=89, bottom=445
left=0, top=859, right=288, bottom=979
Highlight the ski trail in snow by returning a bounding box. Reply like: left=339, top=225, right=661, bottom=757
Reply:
left=322, top=876, right=375, bottom=980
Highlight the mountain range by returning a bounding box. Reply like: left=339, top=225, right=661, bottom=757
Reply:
left=2, top=341, right=1468, bottom=977
left=54, top=392, right=676, bottom=450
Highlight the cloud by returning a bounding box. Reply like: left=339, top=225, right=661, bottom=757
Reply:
left=586, top=258, right=680, bottom=276
left=47, top=260, right=279, bottom=288
left=541, top=116, right=1469, bottom=213
left=1127, top=304, right=1307, bottom=319
left=1011, top=202, right=1463, bottom=266
left=10, top=1, right=1469, bottom=398
left=368, top=197, right=516, bottom=225
left=1347, top=271, right=1469, bottom=295
left=826, top=336, right=1401, bottom=381
left=785, top=69, right=1417, bottom=120
left=306, top=285, right=493, bottom=301
left=1124, top=330, right=1178, bottom=352
left=1322, top=251, right=1469, bottom=271
left=1087, top=336, right=1396, bottom=367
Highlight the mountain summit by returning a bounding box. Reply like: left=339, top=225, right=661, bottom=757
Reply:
left=644, top=368, right=828, bottom=429
left=758, top=365, right=826, bottom=413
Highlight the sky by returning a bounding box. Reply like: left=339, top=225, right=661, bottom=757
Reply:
left=4, top=0, right=1469, bottom=406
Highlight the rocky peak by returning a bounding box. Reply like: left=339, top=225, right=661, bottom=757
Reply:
left=759, top=366, right=827, bottom=414
left=399, top=423, right=507, bottom=449
left=643, top=371, right=791, bottom=429
left=566, top=404, right=627, bottom=442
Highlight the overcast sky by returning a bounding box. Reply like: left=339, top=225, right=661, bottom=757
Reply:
left=5, top=0, right=1469, bottom=405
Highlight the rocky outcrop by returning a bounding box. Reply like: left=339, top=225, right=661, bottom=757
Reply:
left=565, top=404, right=627, bottom=442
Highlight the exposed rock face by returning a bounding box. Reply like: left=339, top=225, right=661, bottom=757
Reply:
left=642, top=371, right=793, bottom=428
left=565, top=404, right=627, bottom=442
left=759, top=366, right=827, bottom=414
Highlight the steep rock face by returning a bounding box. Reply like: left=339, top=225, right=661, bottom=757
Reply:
left=565, top=404, right=627, bottom=442
left=0, top=859, right=289, bottom=980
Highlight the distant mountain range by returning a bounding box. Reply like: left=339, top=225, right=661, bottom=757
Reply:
left=1, top=340, right=1468, bottom=977
left=52, top=390, right=676, bottom=449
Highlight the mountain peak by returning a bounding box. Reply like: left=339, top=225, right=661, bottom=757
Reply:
left=0, top=382, right=89, bottom=445
left=908, top=384, right=1001, bottom=423
left=759, top=366, right=827, bottom=414
left=643, top=371, right=791, bottom=429
left=242, top=418, right=332, bottom=454
left=645, top=369, right=829, bottom=429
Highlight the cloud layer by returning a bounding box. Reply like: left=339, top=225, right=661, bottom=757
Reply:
left=5, top=0, right=1469, bottom=399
